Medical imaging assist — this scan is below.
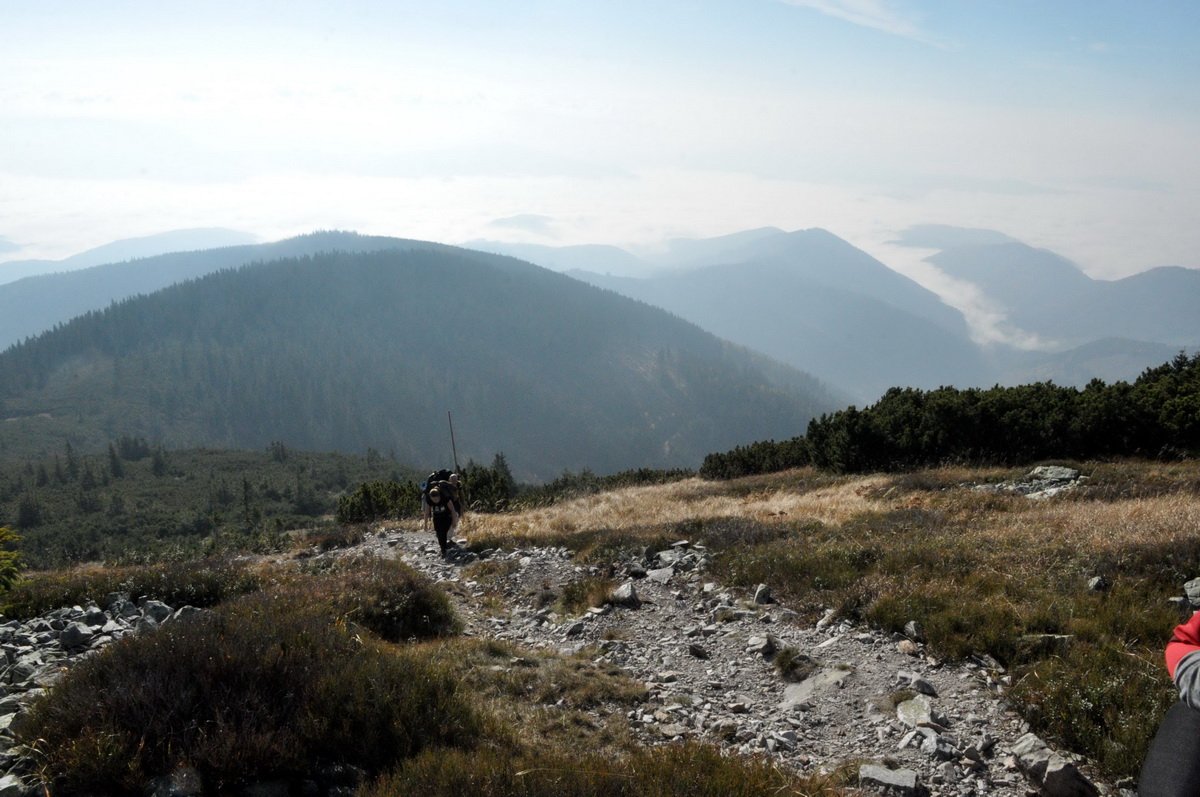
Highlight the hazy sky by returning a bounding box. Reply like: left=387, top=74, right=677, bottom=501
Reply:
left=3, top=0, right=1198, bottom=279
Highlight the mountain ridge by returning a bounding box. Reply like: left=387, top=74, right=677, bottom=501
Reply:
left=0, top=246, right=841, bottom=480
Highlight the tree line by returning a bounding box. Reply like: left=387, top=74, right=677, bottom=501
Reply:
left=701, top=352, right=1200, bottom=477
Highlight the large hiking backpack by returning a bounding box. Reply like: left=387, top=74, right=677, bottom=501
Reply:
left=421, top=469, right=460, bottom=511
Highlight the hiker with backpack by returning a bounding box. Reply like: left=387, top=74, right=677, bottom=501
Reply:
left=422, top=469, right=464, bottom=557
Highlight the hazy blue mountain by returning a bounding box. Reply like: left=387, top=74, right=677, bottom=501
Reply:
left=929, top=243, right=1200, bottom=348
left=0, top=246, right=842, bottom=480
left=0, top=231, right=435, bottom=349
left=569, top=230, right=987, bottom=402
left=890, top=224, right=1019, bottom=250
left=0, top=228, right=258, bottom=285
left=643, top=227, right=789, bottom=269
left=463, top=240, right=651, bottom=277
left=986, top=337, right=1189, bottom=387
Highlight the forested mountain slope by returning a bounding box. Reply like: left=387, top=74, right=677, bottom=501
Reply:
left=0, top=246, right=841, bottom=479
left=0, top=231, right=432, bottom=349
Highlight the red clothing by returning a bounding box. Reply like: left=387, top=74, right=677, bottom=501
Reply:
left=1166, top=611, right=1200, bottom=679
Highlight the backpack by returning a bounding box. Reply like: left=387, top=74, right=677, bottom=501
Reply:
left=421, top=469, right=460, bottom=511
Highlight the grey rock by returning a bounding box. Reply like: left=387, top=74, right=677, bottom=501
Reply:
left=920, top=731, right=957, bottom=760
left=745, top=634, right=777, bottom=656
left=859, top=764, right=921, bottom=796
left=1028, top=465, right=1080, bottom=482
left=1185, top=577, right=1200, bottom=607
left=910, top=677, right=938, bottom=697
left=60, top=622, right=94, bottom=650
left=140, top=600, right=174, bottom=623
left=1042, top=759, right=1099, bottom=797
left=896, top=694, right=934, bottom=728
left=647, top=567, right=674, bottom=584
left=781, top=667, right=852, bottom=708
left=1012, top=733, right=1098, bottom=797
left=608, top=582, right=641, bottom=608
left=0, top=774, right=27, bottom=797
left=172, top=606, right=204, bottom=623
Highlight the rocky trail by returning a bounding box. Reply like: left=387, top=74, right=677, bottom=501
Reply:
left=359, top=522, right=1124, bottom=797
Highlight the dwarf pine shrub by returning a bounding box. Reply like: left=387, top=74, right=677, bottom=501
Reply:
left=18, top=590, right=482, bottom=794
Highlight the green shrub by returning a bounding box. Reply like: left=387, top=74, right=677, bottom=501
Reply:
left=18, top=591, right=482, bottom=794
left=336, top=480, right=420, bottom=523
left=0, top=526, right=23, bottom=593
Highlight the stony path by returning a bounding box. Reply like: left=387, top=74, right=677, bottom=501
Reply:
left=364, top=524, right=1123, bottom=797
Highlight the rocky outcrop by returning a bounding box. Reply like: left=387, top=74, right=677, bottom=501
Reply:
left=972, top=466, right=1085, bottom=500
left=0, top=594, right=200, bottom=794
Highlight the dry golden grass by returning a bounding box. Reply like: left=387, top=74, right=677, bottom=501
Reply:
left=464, top=470, right=888, bottom=545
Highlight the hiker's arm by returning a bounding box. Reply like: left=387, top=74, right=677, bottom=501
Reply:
left=1168, top=612, right=1200, bottom=709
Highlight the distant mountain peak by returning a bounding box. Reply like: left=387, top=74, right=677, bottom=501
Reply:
left=891, top=224, right=1021, bottom=251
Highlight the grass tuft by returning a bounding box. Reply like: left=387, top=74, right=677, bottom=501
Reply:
left=362, top=742, right=844, bottom=797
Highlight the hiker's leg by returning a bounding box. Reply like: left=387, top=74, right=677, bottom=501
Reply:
left=433, top=514, right=451, bottom=553
left=1140, top=701, right=1200, bottom=797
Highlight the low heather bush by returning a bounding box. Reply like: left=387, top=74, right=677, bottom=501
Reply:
left=313, top=555, right=460, bottom=641
left=18, top=590, right=482, bottom=793
left=3, top=557, right=261, bottom=619
left=1011, top=642, right=1175, bottom=776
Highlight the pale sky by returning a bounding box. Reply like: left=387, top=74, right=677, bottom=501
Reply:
left=2, top=0, right=1198, bottom=280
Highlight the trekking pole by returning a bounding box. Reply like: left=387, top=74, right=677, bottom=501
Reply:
left=448, top=411, right=461, bottom=474
left=448, top=411, right=468, bottom=538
